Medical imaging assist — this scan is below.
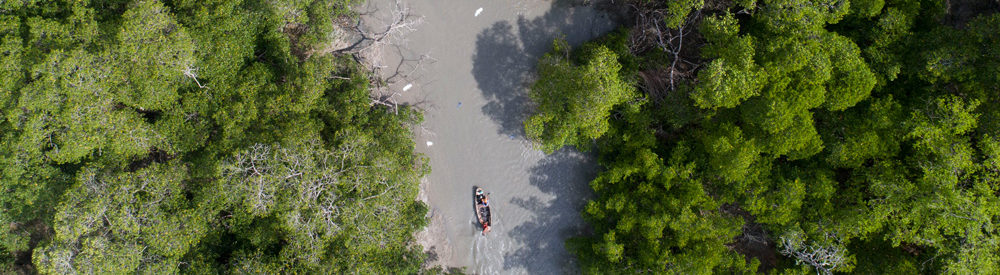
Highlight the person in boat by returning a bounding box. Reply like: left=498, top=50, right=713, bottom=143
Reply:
left=480, top=197, right=491, bottom=234
left=476, top=189, right=488, bottom=205
left=479, top=208, right=491, bottom=235
left=476, top=189, right=491, bottom=234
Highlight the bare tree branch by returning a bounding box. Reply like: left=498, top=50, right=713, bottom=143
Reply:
left=182, top=66, right=208, bottom=89
left=334, top=0, right=430, bottom=114
left=779, top=232, right=848, bottom=275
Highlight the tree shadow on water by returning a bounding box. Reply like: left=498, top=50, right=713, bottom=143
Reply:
left=503, top=149, right=597, bottom=273
left=472, top=21, right=530, bottom=138
left=471, top=2, right=616, bottom=138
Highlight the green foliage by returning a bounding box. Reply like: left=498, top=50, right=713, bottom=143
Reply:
left=525, top=39, right=638, bottom=153
left=664, top=0, right=704, bottom=28
left=113, top=0, right=195, bottom=110
left=0, top=0, right=428, bottom=273
left=757, top=0, right=850, bottom=36
left=530, top=0, right=1000, bottom=273
left=822, top=34, right=877, bottom=111
left=571, top=113, right=755, bottom=273
left=849, top=238, right=918, bottom=273
left=820, top=96, right=906, bottom=168
left=849, top=0, right=885, bottom=18
left=213, top=137, right=427, bottom=273
left=34, top=162, right=206, bottom=274
left=0, top=15, right=23, bottom=99
left=862, top=7, right=916, bottom=84
left=699, top=123, right=760, bottom=183
left=693, top=14, right=764, bottom=109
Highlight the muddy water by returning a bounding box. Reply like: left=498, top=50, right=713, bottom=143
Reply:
left=362, top=1, right=616, bottom=273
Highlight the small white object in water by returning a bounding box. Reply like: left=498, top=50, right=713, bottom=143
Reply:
left=426, top=141, right=434, bottom=147
left=475, top=7, right=483, bottom=17
left=403, top=83, right=413, bottom=91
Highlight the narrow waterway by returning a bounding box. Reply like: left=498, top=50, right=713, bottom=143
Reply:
left=363, top=1, right=616, bottom=273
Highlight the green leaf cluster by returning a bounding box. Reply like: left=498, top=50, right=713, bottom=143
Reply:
left=526, top=38, right=639, bottom=153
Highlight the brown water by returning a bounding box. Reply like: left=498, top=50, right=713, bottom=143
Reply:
left=361, top=1, right=615, bottom=273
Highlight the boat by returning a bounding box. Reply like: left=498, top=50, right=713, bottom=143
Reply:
left=474, top=187, right=492, bottom=235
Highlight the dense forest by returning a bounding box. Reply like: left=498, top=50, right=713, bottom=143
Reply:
left=4, top=0, right=1000, bottom=273
left=526, top=0, right=1000, bottom=273
left=0, top=0, right=430, bottom=273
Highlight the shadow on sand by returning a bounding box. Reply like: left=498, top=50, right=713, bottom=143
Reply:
left=470, top=1, right=615, bottom=273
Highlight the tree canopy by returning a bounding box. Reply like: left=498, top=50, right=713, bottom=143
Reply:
left=525, top=0, right=1000, bottom=273
left=525, top=39, right=639, bottom=154
left=0, top=0, right=430, bottom=273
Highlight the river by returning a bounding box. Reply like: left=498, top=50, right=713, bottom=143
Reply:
left=361, top=0, right=616, bottom=273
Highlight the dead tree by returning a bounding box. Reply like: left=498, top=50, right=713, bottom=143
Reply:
left=226, top=144, right=277, bottom=214
left=778, top=232, right=848, bottom=275
left=739, top=219, right=770, bottom=245
left=627, top=3, right=703, bottom=103
left=183, top=65, right=208, bottom=89
left=721, top=203, right=771, bottom=251
left=336, top=0, right=431, bottom=113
